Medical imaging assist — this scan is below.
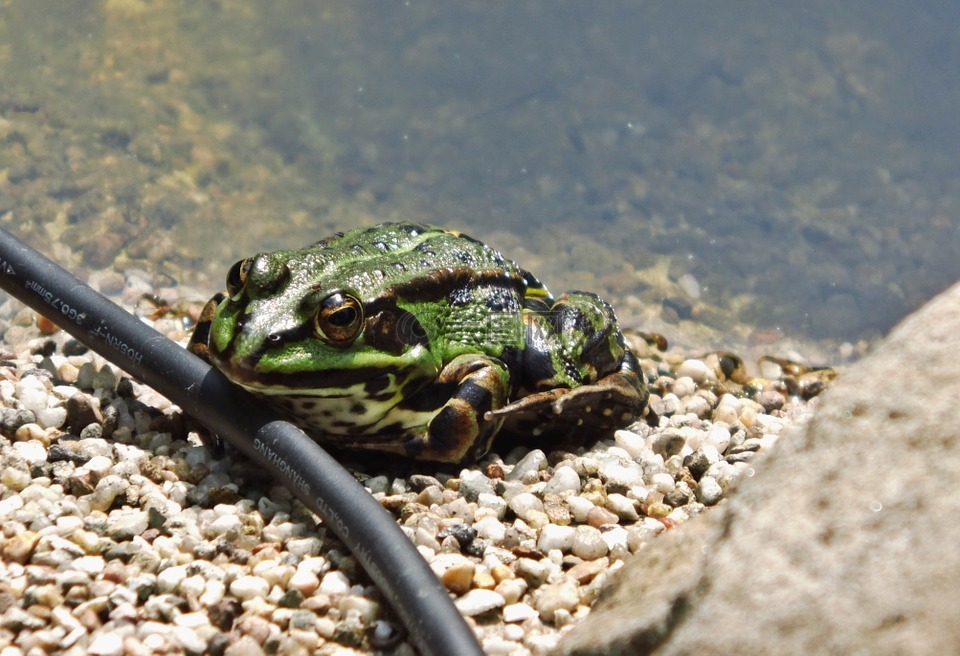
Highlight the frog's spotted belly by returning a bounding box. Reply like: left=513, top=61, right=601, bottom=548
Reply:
left=241, top=379, right=437, bottom=439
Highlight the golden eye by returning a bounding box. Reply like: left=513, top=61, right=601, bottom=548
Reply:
left=226, top=258, right=253, bottom=297
left=314, top=293, right=364, bottom=345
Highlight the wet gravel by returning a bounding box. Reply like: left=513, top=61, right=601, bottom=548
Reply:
left=0, top=290, right=828, bottom=656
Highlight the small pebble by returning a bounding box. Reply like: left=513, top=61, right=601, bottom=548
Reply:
left=543, top=466, right=581, bottom=495
left=502, top=602, right=539, bottom=623
left=455, top=589, right=505, bottom=616
left=572, top=525, right=608, bottom=560
left=697, top=476, right=725, bottom=506
left=537, top=524, right=576, bottom=553
left=229, top=576, right=270, bottom=601
left=536, top=580, right=580, bottom=623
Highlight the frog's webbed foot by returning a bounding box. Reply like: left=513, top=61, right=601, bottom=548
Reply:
left=186, top=292, right=226, bottom=362
left=402, top=354, right=511, bottom=464
left=491, top=351, right=648, bottom=437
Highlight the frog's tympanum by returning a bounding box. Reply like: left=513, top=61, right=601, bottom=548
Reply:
left=188, top=222, right=647, bottom=463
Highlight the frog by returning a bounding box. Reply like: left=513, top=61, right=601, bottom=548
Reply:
left=188, top=222, right=647, bottom=464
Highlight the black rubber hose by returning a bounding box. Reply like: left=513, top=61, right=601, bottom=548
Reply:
left=0, top=227, right=483, bottom=656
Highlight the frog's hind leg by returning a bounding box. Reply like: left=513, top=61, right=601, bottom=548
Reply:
left=402, top=354, right=511, bottom=464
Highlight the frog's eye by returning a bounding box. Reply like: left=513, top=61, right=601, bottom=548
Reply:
left=226, top=258, right=254, bottom=297
left=315, top=293, right=364, bottom=345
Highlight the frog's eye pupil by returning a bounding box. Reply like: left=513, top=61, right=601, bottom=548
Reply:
left=329, top=306, right=357, bottom=327
left=315, top=293, right=363, bottom=345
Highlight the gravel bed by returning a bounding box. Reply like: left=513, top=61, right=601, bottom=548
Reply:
left=0, top=295, right=821, bottom=656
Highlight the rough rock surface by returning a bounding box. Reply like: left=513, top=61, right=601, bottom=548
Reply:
left=559, top=281, right=960, bottom=655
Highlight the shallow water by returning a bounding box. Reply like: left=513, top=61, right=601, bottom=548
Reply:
left=1, top=0, right=958, bottom=359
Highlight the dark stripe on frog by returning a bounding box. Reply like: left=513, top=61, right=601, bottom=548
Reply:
left=365, top=266, right=527, bottom=311
left=229, top=363, right=400, bottom=390
left=396, top=381, right=457, bottom=413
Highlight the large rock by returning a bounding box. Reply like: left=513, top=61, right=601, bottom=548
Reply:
left=559, top=281, right=960, bottom=655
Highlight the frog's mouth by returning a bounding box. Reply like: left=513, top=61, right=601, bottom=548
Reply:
left=212, top=352, right=399, bottom=394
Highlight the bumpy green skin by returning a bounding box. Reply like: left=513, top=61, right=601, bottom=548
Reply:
left=188, top=222, right=647, bottom=464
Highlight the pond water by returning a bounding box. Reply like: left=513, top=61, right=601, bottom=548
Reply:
left=2, top=1, right=958, bottom=363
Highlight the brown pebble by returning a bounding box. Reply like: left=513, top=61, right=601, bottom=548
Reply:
left=472, top=570, right=496, bottom=590
left=485, top=463, right=505, bottom=479
left=645, top=503, right=673, bottom=519
left=586, top=506, right=619, bottom=528
left=2, top=531, right=41, bottom=564
left=440, top=563, right=475, bottom=595
left=757, top=389, right=785, bottom=412
left=566, top=557, right=609, bottom=584
left=66, top=393, right=103, bottom=433
left=26, top=604, right=53, bottom=621
left=544, top=494, right=572, bottom=525
left=36, top=315, right=60, bottom=335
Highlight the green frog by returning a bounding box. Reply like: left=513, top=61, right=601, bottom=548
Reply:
left=188, top=222, right=647, bottom=464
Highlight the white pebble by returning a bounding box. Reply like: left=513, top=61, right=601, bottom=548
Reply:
left=288, top=568, right=320, bottom=595
left=502, top=602, right=539, bottom=623
left=677, top=273, right=701, bottom=299
left=199, top=580, right=225, bottom=607
left=12, top=440, right=47, bottom=462
left=180, top=575, right=206, bottom=602
left=317, top=570, right=351, bottom=596
left=340, top=595, right=380, bottom=624
left=597, top=458, right=642, bottom=488
left=651, top=473, right=676, bottom=493
left=157, top=565, right=190, bottom=593
left=495, top=578, right=528, bottom=605
left=682, top=395, right=713, bottom=418
left=455, top=589, right=505, bottom=616
left=36, top=406, right=67, bottom=429
left=71, top=555, right=105, bottom=576
left=477, top=492, right=508, bottom=519
left=572, top=525, right=608, bottom=560
left=700, top=444, right=721, bottom=464
left=18, top=388, right=49, bottom=413
left=675, top=359, right=710, bottom=383
left=204, top=514, right=243, bottom=539
left=88, top=632, right=124, bottom=656
left=81, top=455, right=114, bottom=478
left=171, top=626, right=206, bottom=654
left=474, top=515, right=507, bottom=541
left=697, top=476, right=724, bottom=505
left=537, top=524, right=576, bottom=553
left=508, top=492, right=544, bottom=520
left=704, top=425, right=731, bottom=454
left=566, top=496, right=595, bottom=523
left=0, top=494, right=24, bottom=518
left=229, top=575, right=269, bottom=600
left=599, top=526, right=629, bottom=553
left=535, top=580, right=581, bottom=622
left=614, top=429, right=647, bottom=459
left=543, top=466, right=581, bottom=495
left=671, top=376, right=697, bottom=399
left=605, top=493, right=640, bottom=521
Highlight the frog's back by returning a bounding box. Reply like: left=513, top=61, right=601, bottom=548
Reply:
left=304, top=222, right=528, bottom=297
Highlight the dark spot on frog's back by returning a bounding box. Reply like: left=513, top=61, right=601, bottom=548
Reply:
left=485, top=287, right=520, bottom=313
left=448, top=286, right=474, bottom=306
left=350, top=402, right=366, bottom=415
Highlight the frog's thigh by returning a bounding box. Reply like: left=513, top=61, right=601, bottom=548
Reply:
left=405, top=354, right=510, bottom=464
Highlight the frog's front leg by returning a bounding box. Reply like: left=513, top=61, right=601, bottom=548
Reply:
left=403, top=354, right=511, bottom=464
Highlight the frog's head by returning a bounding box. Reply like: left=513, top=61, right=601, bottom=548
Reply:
left=205, top=249, right=435, bottom=396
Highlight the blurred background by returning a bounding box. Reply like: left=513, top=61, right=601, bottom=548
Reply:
left=2, top=1, right=958, bottom=363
